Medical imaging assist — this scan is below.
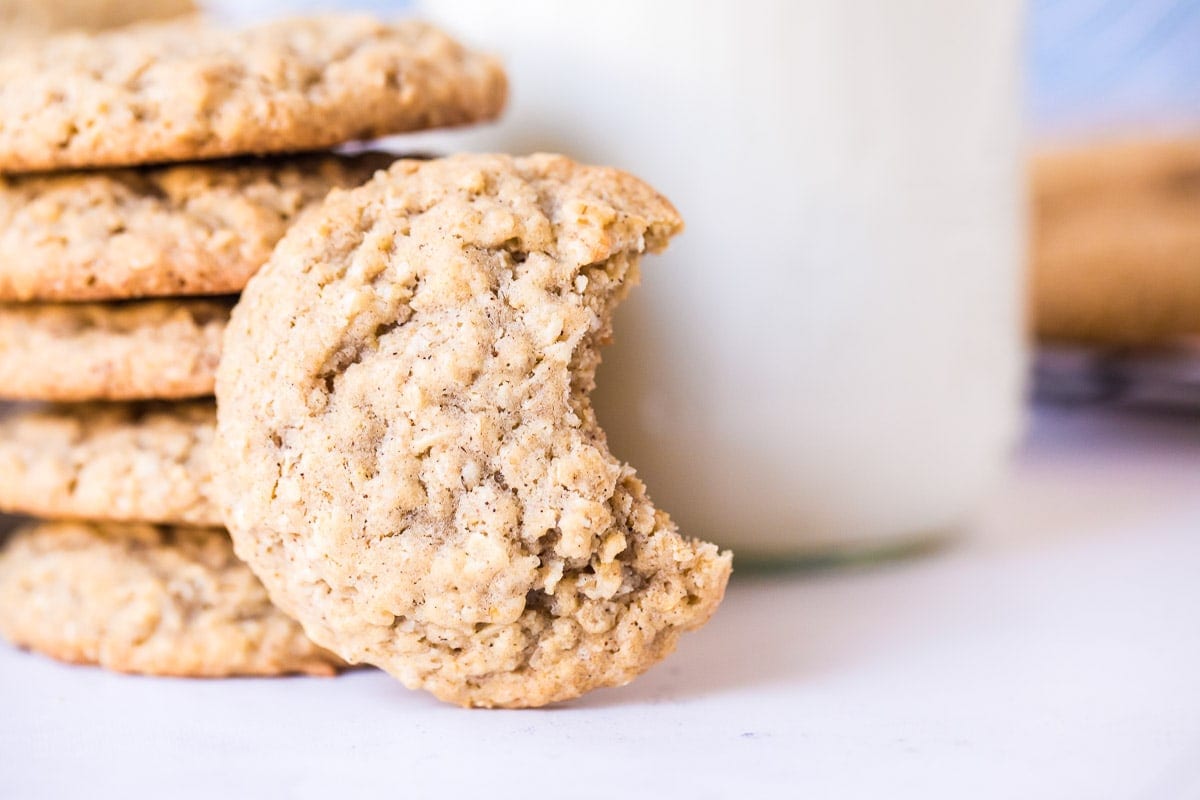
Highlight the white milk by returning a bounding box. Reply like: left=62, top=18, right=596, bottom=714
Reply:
left=419, top=0, right=1027, bottom=560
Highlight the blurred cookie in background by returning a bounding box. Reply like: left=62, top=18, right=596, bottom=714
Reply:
left=0, top=0, right=196, bottom=45
left=1031, top=137, right=1200, bottom=347
left=1028, top=2, right=1200, bottom=411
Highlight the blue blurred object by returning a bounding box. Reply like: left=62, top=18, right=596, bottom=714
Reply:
left=204, top=0, right=409, bottom=25
left=212, top=0, right=1200, bottom=139
left=1029, top=0, right=1200, bottom=136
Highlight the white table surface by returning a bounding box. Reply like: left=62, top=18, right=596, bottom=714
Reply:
left=2, top=404, right=1198, bottom=799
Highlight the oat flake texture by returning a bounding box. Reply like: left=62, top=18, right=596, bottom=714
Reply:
left=0, top=0, right=196, bottom=43
left=0, top=520, right=343, bottom=677
left=0, top=401, right=221, bottom=527
left=217, top=153, right=732, bottom=708
left=0, top=298, right=231, bottom=401
left=0, top=153, right=392, bottom=301
left=0, top=15, right=506, bottom=172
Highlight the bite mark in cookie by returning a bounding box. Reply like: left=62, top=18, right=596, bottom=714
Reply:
left=217, top=153, right=732, bottom=708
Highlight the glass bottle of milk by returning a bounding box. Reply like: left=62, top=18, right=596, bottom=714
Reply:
left=417, top=0, right=1027, bottom=562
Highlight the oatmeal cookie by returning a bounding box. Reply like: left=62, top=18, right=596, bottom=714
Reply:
left=0, top=16, right=506, bottom=172
left=0, top=153, right=391, bottom=301
left=217, top=153, right=732, bottom=708
left=0, top=299, right=229, bottom=401
left=1033, top=137, right=1200, bottom=345
left=0, top=520, right=342, bottom=677
left=0, top=402, right=221, bottom=526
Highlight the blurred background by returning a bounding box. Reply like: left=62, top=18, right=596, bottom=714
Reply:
left=1030, top=0, right=1200, bottom=136
left=1, top=2, right=1197, bottom=793
left=1028, top=0, right=1200, bottom=411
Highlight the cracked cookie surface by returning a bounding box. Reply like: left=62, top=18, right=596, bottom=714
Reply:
left=0, top=153, right=391, bottom=301
left=0, top=15, right=506, bottom=172
left=0, top=520, right=342, bottom=677
left=217, top=153, right=732, bottom=708
left=0, top=298, right=230, bottom=401
left=0, top=402, right=220, bottom=526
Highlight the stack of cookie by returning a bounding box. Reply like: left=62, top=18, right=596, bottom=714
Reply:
left=0, top=14, right=506, bottom=677
left=0, top=0, right=198, bottom=544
